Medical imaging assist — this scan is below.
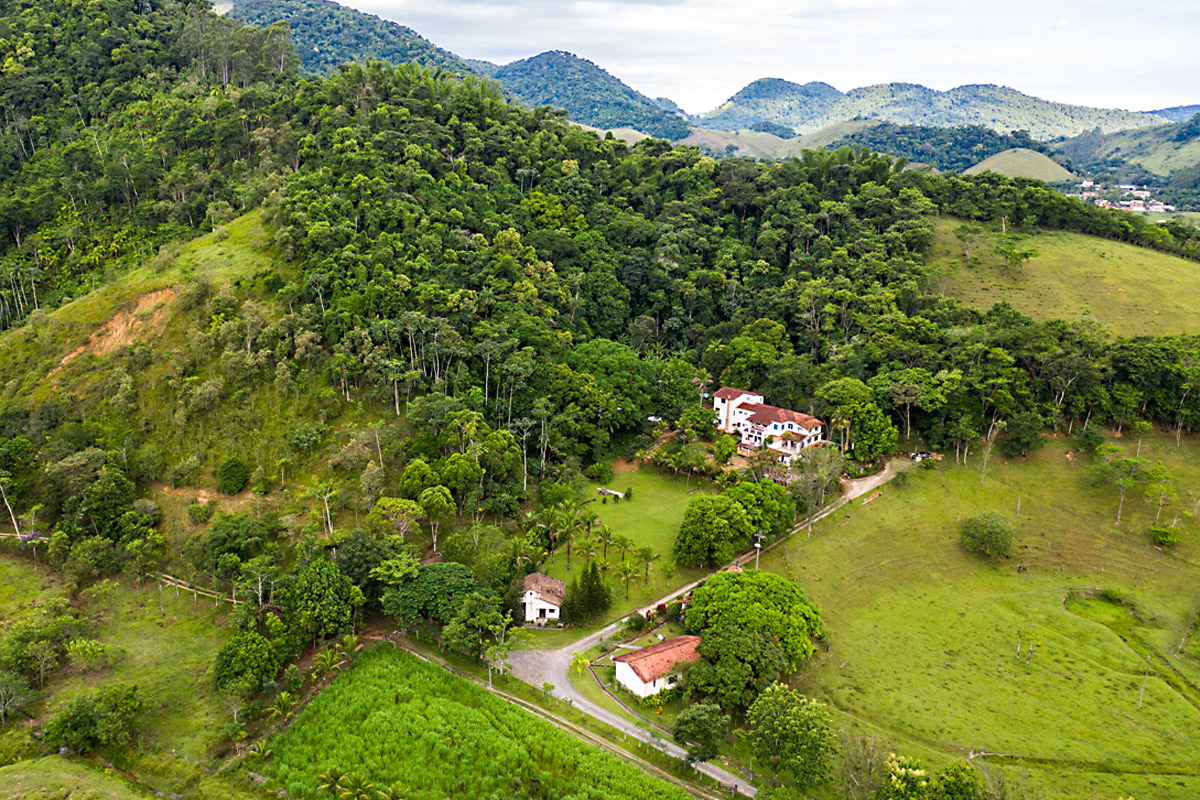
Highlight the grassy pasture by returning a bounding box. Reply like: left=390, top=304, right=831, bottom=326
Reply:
left=929, top=217, right=1200, bottom=336
left=0, top=554, right=61, bottom=621
left=267, top=644, right=690, bottom=800
left=962, top=148, right=1075, bottom=181
left=0, top=552, right=233, bottom=761
left=0, top=756, right=148, bottom=799
left=761, top=432, right=1200, bottom=799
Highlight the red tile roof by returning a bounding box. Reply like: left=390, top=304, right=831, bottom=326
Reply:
left=714, top=387, right=754, bottom=400
left=523, top=573, right=565, bottom=606
left=741, top=403, right=823, bottom=429
left=613, top=635, right=701, bottom=683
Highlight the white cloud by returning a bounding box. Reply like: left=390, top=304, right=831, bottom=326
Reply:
left=343, top=0, right=1200, bottom=114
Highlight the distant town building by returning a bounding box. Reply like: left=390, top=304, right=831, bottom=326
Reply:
left=522, top=573, right=565, bottom=624
left=613, top=635, right=701, bottom=698
left=712, top=387, right=825, bottom=463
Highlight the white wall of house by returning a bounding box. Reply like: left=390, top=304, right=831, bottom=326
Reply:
left=614, top=661, right=678, bottom=698
left=523, top=592, right=560, bottom=622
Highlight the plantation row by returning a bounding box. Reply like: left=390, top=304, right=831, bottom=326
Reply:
left=269, top=645, right=691, bottom=800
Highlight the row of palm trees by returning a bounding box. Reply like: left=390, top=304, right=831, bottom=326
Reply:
left=315, top=768, right=406, bottom=800
left=526, top=502, right=662, bottom=597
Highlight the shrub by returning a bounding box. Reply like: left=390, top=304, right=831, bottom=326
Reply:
left=1151, top=526, right=1181, bottom=548
left=624, top=612, right=648, bottom=633
left=585, top=460, right=614, bottom=483
left=213, top=631, right=280, bottom=694
left=664, top=602, right=683, bottom=624
left=217, top=458, right=249, bottom=495
left=961, top=512, right=1016, bottom=559
left=624, top=487, right=633, bottom=500
left=187, top=501, right=214, bottom=525
left=43, top=684, right=141, bottom=753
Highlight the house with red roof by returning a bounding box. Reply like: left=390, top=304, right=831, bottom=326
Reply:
left=612, top=635, right=701, bottom=698
left=712, top=387, right=824, bottom=463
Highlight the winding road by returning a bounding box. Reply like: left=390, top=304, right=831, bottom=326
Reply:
left=507, top=458, right=911, bottom=797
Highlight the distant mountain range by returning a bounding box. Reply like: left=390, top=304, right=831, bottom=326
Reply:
left=701, top=78, right=1170, bottom=140
left=232, top=0, right=1191, bottom=146
left=1150, top=105, right=1200, bottom=123
left=230, top=0, right=688, bottom=139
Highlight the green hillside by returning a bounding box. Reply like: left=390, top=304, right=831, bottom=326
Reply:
left=928, top=218, right=1200, bottom=336
left=963, top=148, right=1075, bottom=181
left=491, top=51, right=689, bottom=139
left=231, top=0, right=479, bottom=77
left=762, top=431, right=1200, bottom=800
left=681, top=120, right=884, bottom=159
left=699, top=79, right=1168, bottom=139
left=1057, top=116, right=1200, bottom=176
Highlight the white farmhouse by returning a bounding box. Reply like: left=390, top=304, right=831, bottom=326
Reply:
left=612, top=635, right=701, bottom=698
left=522, top=573, right=565, bottom=624
left=712, top=387, right=825, bottom=463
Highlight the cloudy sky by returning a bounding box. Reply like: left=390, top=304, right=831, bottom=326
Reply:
left=337, top=0, right=1197, bottom=115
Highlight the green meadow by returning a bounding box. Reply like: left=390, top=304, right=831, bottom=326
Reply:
left=929, top=217, right=1200, bottom=337
left=761, top=432, right=1200, bottom=799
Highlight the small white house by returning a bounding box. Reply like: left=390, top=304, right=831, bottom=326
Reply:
left=613, top=635, right=701, bottom=698
left=522, top=573, right=565, bottom=624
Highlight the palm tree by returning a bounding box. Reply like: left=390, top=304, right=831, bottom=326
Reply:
left=265, top=691, right=296, bottom=721
left=312, top=648, right=342, bottom=681
left=616, top=561, right=638, bottom=599
left=340, top=634, right=360, bottom=661
left=596, top=524, right=614, bottom=559
left=636, top=546, right=658, bottom=581
left=613, top=534, right=635, bottom=563
left=338, top=772, right=378, bottom=800
left=376, top=782, right=409, bottom=800
left=317, top=768, right=347, bottom=797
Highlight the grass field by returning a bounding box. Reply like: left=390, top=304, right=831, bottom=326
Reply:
left=929, top=217, right=1200, bottom=336
left=962, top=148, right=1075, bottom=181
left=267, top=644, right=691, bottom=800
left=0, top=553, right=234, bottom=761
left=538, top=469, right=709, bottom=625
left=760, top=431, right=1200, bottom=799
left=0, top=756, right=148, bottom=799
left=0, top=554, right=61, bottom=621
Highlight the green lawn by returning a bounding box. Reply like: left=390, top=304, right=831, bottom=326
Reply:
left=0, top=756, right=149, bottom=800
left=760, top=431, right=1200, bottom=799
left=538, top=469, right=709, bottom=626
left=929, top=217, right=1200, bottom=337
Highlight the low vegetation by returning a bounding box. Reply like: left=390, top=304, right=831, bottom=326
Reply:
left=268, top=644, right=691, bottom=800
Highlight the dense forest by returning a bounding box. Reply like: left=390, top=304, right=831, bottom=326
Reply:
left=230, top=0, right=690, bottom=139
left=3, top=2, right=1200, bottom=798
left=830, top=122, right=1064, bottom=173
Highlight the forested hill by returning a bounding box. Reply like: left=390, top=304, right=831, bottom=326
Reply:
left=231, top=0, right=479, bottom=77
left=491, top=51, right=690, bottom=140
left=228, top=0, right=689, bottom=139
left=701, top=79, right=1169, bottom=139
left=826, top=123, right=1065, bottom=173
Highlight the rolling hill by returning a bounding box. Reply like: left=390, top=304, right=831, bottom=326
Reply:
left=1055, top=115, right=1200, bottom=177
left=231, top=0, right=478, bottom=77
left=490, top=51, right=690, bottom=140
left=1150, top=104, right=1200, bottom=123
left=699, top=79, right=1169, bottom=140
left=231, top=0, right=688, bottom=139
left=928, top=218, right=1200, bottom=336
left=963, top=148, right=1075, bottom=181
